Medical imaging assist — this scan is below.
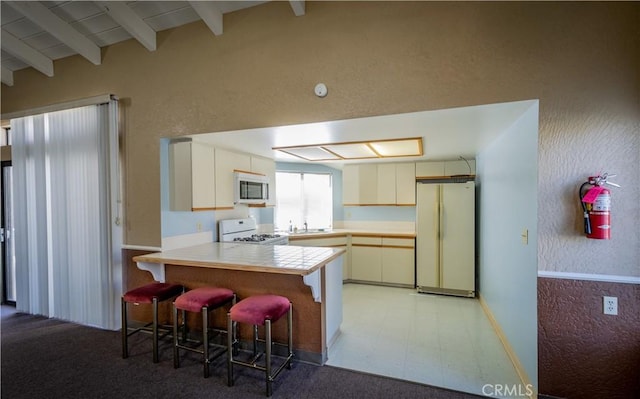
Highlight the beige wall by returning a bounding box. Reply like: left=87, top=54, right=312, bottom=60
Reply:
left=1, top=1, right=638, bottom=276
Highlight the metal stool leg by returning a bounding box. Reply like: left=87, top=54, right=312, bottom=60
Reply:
left=287, top=304, right=293, bottom=369
left=203, top=306, right=210, bottom=378
left=173, top=304, right=180, bottom=369
left=265, top=319, right=272, bottom=397
left=152, top=297, right=159, bottom=363
left=227, top=312, right=234, bottom=387
left=121, top=297, right=128, bottom=359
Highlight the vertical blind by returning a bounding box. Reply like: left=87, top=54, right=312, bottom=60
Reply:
left=10, top=99, right=121, bottom=329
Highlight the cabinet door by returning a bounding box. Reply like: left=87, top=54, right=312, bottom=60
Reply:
left=395, top=162, right=416, bottom=205
left=444, top=160, right=475, bottom=176
left=351, top=246, right=382, bottom=282
left=376, top=164, right=396, bottom=205
left=415, top=161, right=445, bottom=178
left=169, top=141, right=215, bottom=211
left=441, top=182, right=475, bottom=291
left=416, top=183, right=439, bottom=288
left=342, top=165, right=359, bottom=205
left=381, top=241, right=414, bottom=285
left=358, top=164, right=378, bottom=205
left=191, top=142, right=216, bottom=210
left=169, top=141, right=193, bottom=211
left=351, top=236, right=382, bottom=282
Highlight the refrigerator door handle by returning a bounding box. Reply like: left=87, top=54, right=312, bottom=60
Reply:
left=439, top=202, right=444, bottom=240
left=434, top=201, right=440, bottom=240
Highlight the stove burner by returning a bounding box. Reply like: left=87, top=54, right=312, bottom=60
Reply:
left=233, top=234, right=282, bottom=242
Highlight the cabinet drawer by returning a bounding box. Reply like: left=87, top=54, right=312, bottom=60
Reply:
left=382, top=237, right=415, bottom=248
left=290, top=237, right=347, bottom=247
left=351, top=236, right=382, bottom=246
left=382, top=247, right=415, bottom=285
left=351, top=246, right=382, bottom=282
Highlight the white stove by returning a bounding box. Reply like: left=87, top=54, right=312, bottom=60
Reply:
left=219, top=218, right=289, bottom=245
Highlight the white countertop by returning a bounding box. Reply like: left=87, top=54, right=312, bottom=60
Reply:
left=133, top=242, right=345, bottom=276
left=286, top=229, right=416, bottom=239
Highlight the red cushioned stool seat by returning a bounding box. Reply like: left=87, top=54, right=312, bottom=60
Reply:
left=229, top=294, right=290, bottom=326
left=124, top=282, right=184, bottom=304
left=121, top=282, right=184, bottom=363
left=173, top=287, right=236, bottom=378
left=227, top=295, right=293, bottom=397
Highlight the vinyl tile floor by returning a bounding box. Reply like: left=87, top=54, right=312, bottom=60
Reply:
left=326, top=284, right=523, bottom=398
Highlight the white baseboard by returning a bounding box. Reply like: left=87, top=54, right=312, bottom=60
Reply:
left=478, top=294, right=537, bottom=399
left=538, top=270, right=640, bottom=285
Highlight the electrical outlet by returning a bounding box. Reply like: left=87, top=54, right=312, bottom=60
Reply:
left=603, top=296, right=618, bottom=315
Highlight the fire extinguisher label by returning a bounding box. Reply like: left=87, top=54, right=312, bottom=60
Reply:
left=582, top=186, right=604, bottom=204
left=593, top=194, right=611, bottom=211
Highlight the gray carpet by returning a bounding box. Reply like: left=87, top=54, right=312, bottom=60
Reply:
left=1, top=307, right=484, bottom=398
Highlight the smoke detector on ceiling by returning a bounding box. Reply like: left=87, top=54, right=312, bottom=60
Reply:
left=314, top=83, right=328, bottom=98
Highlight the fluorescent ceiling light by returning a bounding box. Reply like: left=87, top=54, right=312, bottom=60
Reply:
left=278, top=146, right=341, bottom=161
left=273, top=137, right=423, bottom=161
left=369, top=139, right=423, bottom=157
left=323, top=143, right=377, bottom=159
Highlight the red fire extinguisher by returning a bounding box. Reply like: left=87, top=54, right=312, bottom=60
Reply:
left=579, top=173, right=619, bottom=239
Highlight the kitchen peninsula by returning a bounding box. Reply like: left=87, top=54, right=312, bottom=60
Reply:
left=133, top=242, right=345, bottom=365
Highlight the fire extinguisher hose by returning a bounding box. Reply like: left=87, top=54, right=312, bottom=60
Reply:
left=579, top=182, right=592, bottom=235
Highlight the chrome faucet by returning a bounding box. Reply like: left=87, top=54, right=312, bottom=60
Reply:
left=303, top=221, right=308, bottom=232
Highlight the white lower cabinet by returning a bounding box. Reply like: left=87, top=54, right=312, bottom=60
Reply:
left=289, top=233, right=414, bottom=286
left=381, top=238, right=415, bottom=285
left=350, top=235, right=415, bottom=286
left=351, top=237, right=382, bottom=282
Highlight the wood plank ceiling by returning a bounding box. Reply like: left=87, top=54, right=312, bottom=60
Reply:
left=0, top=0, right=305, bottom=86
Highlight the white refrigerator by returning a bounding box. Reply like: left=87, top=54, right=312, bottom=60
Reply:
left=416, top=181, right=475, bottom=297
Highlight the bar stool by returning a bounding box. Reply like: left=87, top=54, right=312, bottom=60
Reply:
left=121, top=282, right=184, bottom=363
left=173, top=287, right=236, bottom=378
left=227, top=294, right=293, bottom=397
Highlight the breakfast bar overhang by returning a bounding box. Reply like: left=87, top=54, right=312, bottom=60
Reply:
left=133, top=242, right=345, bottom=365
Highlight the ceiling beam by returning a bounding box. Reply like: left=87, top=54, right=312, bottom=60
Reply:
left=5, top=1, right=101, bottom=65
left=96, top=1, right=156, bottom=51
left=1, top=66, right=14, bottom=86
left=189, top=1, right=223, bottom=36
left=289, top=1, right=305, bottom=16
left=1, top=29, right=54, bottom=77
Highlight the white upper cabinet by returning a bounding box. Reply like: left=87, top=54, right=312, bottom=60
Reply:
left=358, top=164, right=378, bottom=204
left=444, top=159, right=476, bottom=175
left=169, top=141, right=216, bottom=211
left=343, top=162, right=416, bottom=206
left=376, top=163, right=396, bottom=205
left=415, top=161, right=445, bottom=178
left=169, top=142, right=276, bottom=210
left=342, top=165, right=359, bottom=205
left=416, top=160, right=475, bottom=178
left=395, top=162, right=416, bottom=205
left=343, top=164, right=378, bottom=205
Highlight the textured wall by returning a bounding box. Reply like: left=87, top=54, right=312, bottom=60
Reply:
left=2, top=3, right=639, bottom=397
left=538, top=277, right=640, bottom=398
left=2, top=3, right=638, bottom=275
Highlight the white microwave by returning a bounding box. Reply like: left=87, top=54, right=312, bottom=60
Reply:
left=234, top=171, right=270, bottom=204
